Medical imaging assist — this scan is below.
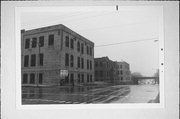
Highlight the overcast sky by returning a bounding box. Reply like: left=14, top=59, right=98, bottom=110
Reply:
left=21, top=6, right=161, bottom=76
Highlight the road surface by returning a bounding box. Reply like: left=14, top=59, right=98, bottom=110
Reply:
left=22, top=84, right=159, bottom=104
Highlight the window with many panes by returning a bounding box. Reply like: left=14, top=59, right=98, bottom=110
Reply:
left=31, top=54, right=36, bottom=66
left=48, top=34, right=54, bottom=46
left=24, top=55, right=29, bottom=67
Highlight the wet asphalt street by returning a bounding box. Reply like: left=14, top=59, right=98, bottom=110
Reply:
left=22, top=85, right=130, bottom=104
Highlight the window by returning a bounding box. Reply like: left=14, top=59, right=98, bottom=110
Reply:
left=70, top=55, right=74, bottom=67
left=39, top=73, right=43, bottom=84
left=100, top=62, right=103, bottom=67
left=48, top=34, right=54, bottom=46
left=81, top=74, right=84, bottom=83
left=121, top=77, right=123, bottom=80
left=120, top=70, right=123, bottom=75
left=90, top=47, right=92, bottom=56
left=24, top=55, right=29, bottom=67
left=39, top=36, right=44, bottom=47
left=87, top=74, right=89, bottom=82
left=23, top=73, right=28, bottom=84
left=95, top=62, right=98, bottom=67
left=31, top=54, right=36, bottom=66
left=77, top=57, right=80, bottom=68
left=120, top=65, right=122, bottom=69
left=30, top=73, right=35, bottom=84
left=81, top=58, right=84, bottom=69
left=77, top=41, right=80, bottom=52
left=70, top=38, right=74, bottom=49
left=70, top=74, right=74, bottom=84
left=87, top=60, right=89, bottom=70
left=86, top=46, right=89, bottom=55
left=90, top=75, right=92, bottom=82
left=78, top=74, right=80, bottom=83
left=65, top=53, right=69, bottom=66
left=81, top=43, right=84, bottom=54
left=100, top=71, right=103, bottom=77
left=90, top=60, right=92, bottom=70
left=32, top=37, right=37, bottom=48
left=39, top=53, right=44, bottom=66
left=95, top=71, right=98, bottom=76
left=25, top=38, right=30, bottom=49
left=65, top=36, right=69, bottom=47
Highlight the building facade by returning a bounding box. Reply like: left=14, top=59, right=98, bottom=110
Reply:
left=21, top=24, right=94, bottom=86
left=114, top=61, right=131, bottom=83
left=94, top=57, right=131, bottom=83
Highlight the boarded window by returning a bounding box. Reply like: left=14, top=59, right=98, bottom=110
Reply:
left=48, top=34, right=54, bottom=46
left=24, top=55, right=29, bottom=67
left=31, top=54, right=36, bottom=66
left=25, top=38, right=30, bottom=49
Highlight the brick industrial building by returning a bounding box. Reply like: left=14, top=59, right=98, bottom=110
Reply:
left=21, top=24, right=94, bottom=86
left=94, top=57, right=131, bottom=83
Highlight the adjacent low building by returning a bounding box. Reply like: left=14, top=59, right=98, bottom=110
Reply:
left=94, top=57, right=131, bottom=84
left=21, top=24, right=94, bottom=86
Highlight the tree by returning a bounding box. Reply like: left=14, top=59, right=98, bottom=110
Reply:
left=131, top=72, right=143, bottom=84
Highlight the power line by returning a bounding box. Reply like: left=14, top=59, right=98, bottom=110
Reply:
left=95, top=38, right=158, bottom=48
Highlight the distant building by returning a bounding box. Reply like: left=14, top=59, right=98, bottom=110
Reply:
left=21, top=24, right=94, bottom=86
left=94, top=57, right=115, bottom=83
left=94, top=57, right=131, bottom=83
left=114, top=61, right=131, bottom=83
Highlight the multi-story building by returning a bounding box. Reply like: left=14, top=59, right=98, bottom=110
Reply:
left=94, top=57, right=131, bottom=83
left=114, top=61, right=131, bottom=83
left=94, top=57, right=114, bottom=83
left=21, top=24, right=94, bottom=86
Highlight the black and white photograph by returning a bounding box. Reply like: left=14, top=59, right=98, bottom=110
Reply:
left=20, top=6, right=163, bottom=105
left=1, top=1, right=179, bottom=119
